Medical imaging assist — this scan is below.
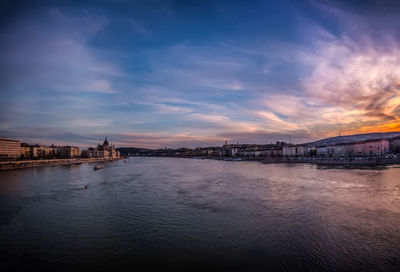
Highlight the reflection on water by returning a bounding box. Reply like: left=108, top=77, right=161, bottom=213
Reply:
left=0, top=158, right=400, bottom=271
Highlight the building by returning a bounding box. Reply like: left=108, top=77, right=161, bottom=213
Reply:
left=222, top=143, right=241, bottom=157
left=221, top=141, right=282, bottom=157
left=316, top=139, right=389, bottom=157
left=27, top=144, right=81, bottom=159
left=62, top=146, right=82, bottom=158
left=282, top=145, right=305, bottom=157
left=315, top=145, right=337, bottom=157
left=20, top=143, right=31, bottom=159
left=390, top=136, right=400, bottom=153
left=238, top=144, right=281, bottom=157
left=346, top=140, right=389, bottom=156
left=174, top=148, right=193, bottom=157
left=0, top=137, right=21, bottom=160
left=30, top=145, right=53, bottom=159
left=193, top=146, right=222, bottom=157
left=82, top=137, right=120, bottom=159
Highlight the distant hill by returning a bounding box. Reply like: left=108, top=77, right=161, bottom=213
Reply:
left=306, top=132, right=400, bottom=147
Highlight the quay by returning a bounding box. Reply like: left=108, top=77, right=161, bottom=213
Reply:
left=0, top=157, right=122, bottom=171
left=260, top=157, right=400, bottom=166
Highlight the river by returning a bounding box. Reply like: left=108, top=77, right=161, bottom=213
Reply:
left=1, top=157, right=399, bottom=271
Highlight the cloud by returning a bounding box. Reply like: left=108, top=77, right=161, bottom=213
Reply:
left=0, top=127, right=227, bottom=149
left=0, top=8, right=120, bottom=93
left=217, top=130, right=313, bottom=145
left=300, top=32, right=400, bottom=134
left=255, top=111, right=299, bottom=131
left=2, top=1, right=400, bottom=148
left=83, top=80, right=116, bottom=94
left=128, top=18, right=150, bottom=35
left=143, top=43, right=250, bottom=92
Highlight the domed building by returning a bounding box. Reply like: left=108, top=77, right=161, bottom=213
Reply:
left=82, top=137, right=120, bottom=159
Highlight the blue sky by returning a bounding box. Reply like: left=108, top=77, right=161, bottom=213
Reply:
left=1, top=0, right=400, bottom=148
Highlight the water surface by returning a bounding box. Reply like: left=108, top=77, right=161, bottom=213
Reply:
left=1, top=158, right=400, bottom=271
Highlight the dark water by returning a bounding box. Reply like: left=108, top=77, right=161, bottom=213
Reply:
left=1, top=158, right=400, bottom=271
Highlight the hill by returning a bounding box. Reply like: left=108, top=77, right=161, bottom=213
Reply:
left=306, top=132, right=400, bottom=147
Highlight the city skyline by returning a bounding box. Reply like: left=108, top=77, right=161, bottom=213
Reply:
left=1, top=0, right=400, bottom=148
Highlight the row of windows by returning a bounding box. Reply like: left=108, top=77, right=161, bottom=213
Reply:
left=0, top=144, right=20, bottom=147
left=0, top=154, right=20, bottom=158
left=0, top=142, right=23, bottom=156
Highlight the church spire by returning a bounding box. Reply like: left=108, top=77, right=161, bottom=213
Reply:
left=103, top=137, right=109, bottom=147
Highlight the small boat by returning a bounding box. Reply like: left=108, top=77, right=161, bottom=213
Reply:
left=93, top=164, right=104, bottom=170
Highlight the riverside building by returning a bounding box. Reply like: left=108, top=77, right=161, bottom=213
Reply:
left=82, top=137, right=120, bottom=159
left=0, top=137, right=21, bottom=160
left=22, top=144, right=81, bottom=159
left=20, top=143, right=31, bottom=159
left=315, top=139, right=389, bottom=157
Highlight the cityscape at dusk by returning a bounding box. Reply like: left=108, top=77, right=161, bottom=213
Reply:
left=1, top=0, right=400, bottom=148
left=1, top=1, right=400, bottom=272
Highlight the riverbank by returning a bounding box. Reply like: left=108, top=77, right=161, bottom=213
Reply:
left=128, top=155, right=400, bottom=167
left=0, top=157, right=123, bottom=171
left=260, top=157, right=400, bottom=167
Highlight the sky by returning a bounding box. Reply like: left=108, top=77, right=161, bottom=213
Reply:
left=1, top=0, right=400, bottom=148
